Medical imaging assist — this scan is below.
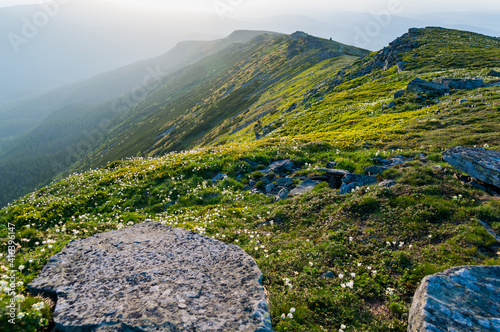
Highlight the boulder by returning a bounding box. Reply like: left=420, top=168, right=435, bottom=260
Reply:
left=290, top=179, right=320, bottom=196
left=325, top=161, right=337, bottom=169
left=342, top=174, right=377, bottom=187
left=211, top=173, right=228, bottom=182
left=263, top=159, right=294, bottom=174
left=487, top=70, right=500, bottom=78
left=394, top=90, right=405, bottom=98
left=408, top=266, right=500, bottom=332
left=364, top=166, right=389, bottom=176
left=432, top=78, right=484, bottom=90
left=276, top=178, right=294, bottom=188
left=276, top=188, right=290, bottom=201
left=28, top=221, right=272, bottom=332
left=407, top=78, right=450, bottom=96
left=378, top=179, right=397, bottom=188
left=316, top=168, right=350, bottom=177
left=265, top=183, right=276, bottom=194
left=443, top=147, right=500, bottom=188
left=339, top=182, right=359, bottom=195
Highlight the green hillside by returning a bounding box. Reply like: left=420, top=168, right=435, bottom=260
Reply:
left=0, top=31, right=284, bottom=207
left=0, top=27, right=499, bottom=331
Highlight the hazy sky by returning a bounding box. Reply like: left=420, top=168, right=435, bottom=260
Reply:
left=2, top=0, right=500, bottom=14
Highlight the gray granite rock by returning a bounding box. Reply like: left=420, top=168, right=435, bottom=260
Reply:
left=263, top=160, right=294, bottom=174
left=28, top=221, right=272, bottom=332
left=408, top=266, right=500, bottom=332
left=407, top=78, right=450, bottom=96
left=276, top=178, right=294, bottom=188
left=211, top=173, right=228, bottom=182
left=339, top=182, right=359, bottom=195
left=290, top=179, right=320, bottom=196
left=378, top=179, right=397, bottom=188
left=342, top=174, right=377, bottom=187
left=432, top=78, right=484, bottom=90
left=443, top=147, right=500, bottom=188
left=316, top=168, right=351, bottom=177
left=276, top=188, right=290, bottom=201
left=364, top=165, right=389, bottom=176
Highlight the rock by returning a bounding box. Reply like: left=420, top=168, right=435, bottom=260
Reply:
left=397, top=61, right=406, bottom=73
left=316, top=168, right=351, bottom=177
left=211, top=173, right=228, bottom=182
left=265, top=183, right=275, bottom=194
left=470, top=180, right=488, bottom=191
left=342, top=174, right=378, bottom=187
left=326, top=161, right=337, bottom=169
left=263, top=159, right=294, bottom=174
left=432, top=78, right=484, bottom=90
left=276, top=178, right=294, bottom=188
left=339, top=182, right=359, bottom=195
left=290, top=179, right=320, bottom=196
left=28, top=221, right=272, bottom=332
left=394, top=90, right=405, bottom=98
left=249, top=180, right=256, bottom=186
left=479, top=220, right=500, bottom=243
left=407, top=78, right=450, bottom=96
left=378, top=179, right=397, bottom=188
left=373, top=157, right=392, bottom=166
left=320, top=271, right=335, bottom=279
left=388, top=101, right=397, bottom=108
left=408, top=266, right=500, bottom=332
left=443, top=147, right=500, bottom=188
left=364, top=166, right=389, bottom=176
left=419, top=153, right=427, bottom=162
left=487, top=70, right=500, bottom=78
left=276, top=188, right=290, bottom=201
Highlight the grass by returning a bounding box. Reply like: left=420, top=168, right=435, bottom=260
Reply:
left=1, top=143, right=499, bottom=331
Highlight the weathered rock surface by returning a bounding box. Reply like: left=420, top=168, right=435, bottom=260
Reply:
left=432, top=78, right=484, bottom=90
left=364, top=165, right=389, bottom=176
left=379, top=179, right=397, bottom=188
left=28, top=221, right=272, bottom=332
left=263, top=160, right=295, bottom=174
left=290, top=179, right=320, bottom=196
left=407, top=78, right=450, bottom=96
left=408, top=266, right=500, bottom=332
left=443, top=147, right=500, bottom=188
left=211, top=173, right=228, bottom=182
left=342, top=174, right=378, bottom=187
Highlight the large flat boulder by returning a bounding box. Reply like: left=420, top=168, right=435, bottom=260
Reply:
left=408, top=266, right=500, bottom=332
left=443, top=147, right=500, bottom=188
left=28, top=221, right=272, bottom=332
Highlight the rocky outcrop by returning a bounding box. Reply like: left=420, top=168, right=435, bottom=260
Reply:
left=443, top=147, right=500, bottom=188
left=432, top=78, right=484, bottom=90
left=408, top=266, right=500, bottom=332
left=28, top=221, right=272, bottom=332
left=407, top=78, right=450, bottom=96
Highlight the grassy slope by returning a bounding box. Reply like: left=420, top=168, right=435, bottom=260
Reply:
left=81, top=33, right=368, bottom=168
left=0, top=27, right=499, bottom=332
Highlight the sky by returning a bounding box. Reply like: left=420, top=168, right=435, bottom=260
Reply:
left=2, top=0, right=500, bottom=14
left=1, top=0, right=500, bottom=103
